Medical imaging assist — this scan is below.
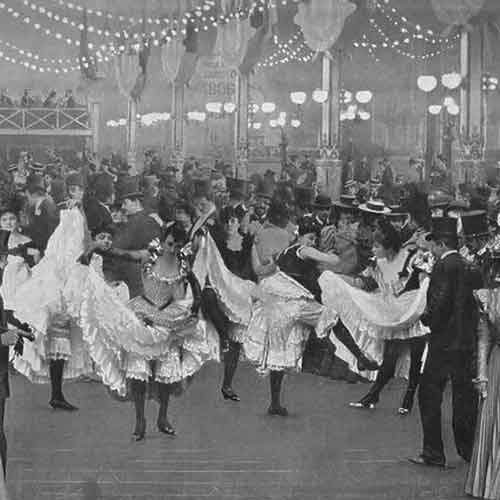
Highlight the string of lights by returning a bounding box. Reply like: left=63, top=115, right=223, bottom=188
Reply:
left=375, top=0, right=448, bottom=43
left=353, top=18, right=459, bottom=62
left=0, top=47, right=79, bottom=72
left=257, top=29, right=314, bottom=68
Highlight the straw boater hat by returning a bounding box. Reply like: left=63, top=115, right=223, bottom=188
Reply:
left=334, top=192, right=359, bottom=211
left=387, top=204, right=409, bottom=219
left=358, top=199, right=391, bottom=215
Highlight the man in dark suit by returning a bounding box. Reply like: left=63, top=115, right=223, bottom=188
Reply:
left=84, top=174, right=114, bottom=233
left=111, top=177, right=162, bottom=299
left=23, top=174, right=59, bottom=254
left=409, top=217, right=479, bottom=468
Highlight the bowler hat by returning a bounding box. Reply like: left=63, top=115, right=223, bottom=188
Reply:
left=312, top=194, right=333, bottom=210
left=66, top=172, right=84, bottom=188
left=255, top=182, right=274, bottom=200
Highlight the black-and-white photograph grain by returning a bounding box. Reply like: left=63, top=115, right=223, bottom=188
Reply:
left=0, top=0, right=498, bottom=498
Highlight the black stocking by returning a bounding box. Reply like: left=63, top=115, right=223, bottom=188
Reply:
left=360, top=341, right=399, bottom=404
left=332, top=321, right=365, bottom=360
left=157, top=383, right=171, bottom=427
left=49, top=359, right=65, bottom=401
left=201, top=288, right=230, bottom=346
left=222, top=341, right=241, bottom=390
left=399, top=338, right=427, bottom=410
left=269, top=370, right=285, bottom=409
left=0, top=399, right=6, bottom=478
left=131, top=379, right=146, bottom=433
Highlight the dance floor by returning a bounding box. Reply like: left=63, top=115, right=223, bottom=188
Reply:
left=6, top=362, right=468, bottom=500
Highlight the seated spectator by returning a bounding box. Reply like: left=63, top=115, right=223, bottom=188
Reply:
left=20, top=89, right=34, bottom=108
left=43, top=90, right=58, bottom=108
left=0, top=89, right=13, bottom=107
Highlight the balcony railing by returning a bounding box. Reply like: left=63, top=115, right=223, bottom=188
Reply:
left=0, top=107, right=92, bottom=135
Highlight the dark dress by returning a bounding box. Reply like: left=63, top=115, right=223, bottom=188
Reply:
left=276, top=244, right=322, bottom=302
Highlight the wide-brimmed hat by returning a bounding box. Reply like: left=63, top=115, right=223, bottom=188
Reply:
left=428, top=190, right=452, bottom=209
left=334, top=194, right=359, bottom=211
left=429, top=217, right=458, bottom=239
left=118, top=176, right=143, bottom=201
left=312, top=194, right=333, bottom=210
left=461, top=210, right=489, bottom=238
left=444, top=199, right=470, bottom=218
left=359, top=199, right=391, bottom=215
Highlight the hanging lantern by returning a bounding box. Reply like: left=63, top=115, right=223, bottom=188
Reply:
left=261, top=102, right=276, bottom=113
left=428, top=104, right=443, bottom=115
left=447, top=103, right=460, bottom=115
left=290, top=91, right=307, bottom=105
left=312, top=89, right=329, bottom=103
left=355, top=90, right=373, bottom=104
left=295, top=0, right=357, bottom=54
left=430, top=0, right=486, bottom=28
left=441, top=72, right=462, bottom=89
left=417, top=75, right=438, bottom=92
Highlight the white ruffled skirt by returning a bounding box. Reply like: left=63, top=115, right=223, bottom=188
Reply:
left=242, top=272, right=338, bottom=375
left=319, top=271, right=429, bottom=380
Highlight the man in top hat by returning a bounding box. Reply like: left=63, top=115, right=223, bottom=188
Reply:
left=294, top=186, right=315, bottom=215
left=23, top=174, right=59, bottom=255
left=459, top=210, right=492, bottom=265
left=226, top=178, right=248, bottom=210
left=111, top=177, right=162, bottom=298
left=312, top=194, right=333, bottom=227
left=0, top=89, right=12, bottom=107
left=84, top=173, right=114, bottom=234
left=410, top=216, right=480, bottom=468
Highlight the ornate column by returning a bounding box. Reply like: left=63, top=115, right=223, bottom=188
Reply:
left=455, top=25, right=486, bottom=189
left=234, top=72, right=249, bottom=180
left=126, top=98, right=138, bottom=172
left=171, top=82, right=185, bottom=181
left=87, top=98, right=101, bottom=156
left=316, top=51, right=342, bottom=201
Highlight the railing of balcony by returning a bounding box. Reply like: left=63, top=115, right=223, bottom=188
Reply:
left=0, top=107, right=90, bottom=132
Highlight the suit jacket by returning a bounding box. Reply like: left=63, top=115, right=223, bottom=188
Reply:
left=112, top=211, right=162, bottom=298
left=421, top=252, right=479, bottom=352
left=24, top=197, right=59, bottom=254
left=84, top=197, right=113, bottom=233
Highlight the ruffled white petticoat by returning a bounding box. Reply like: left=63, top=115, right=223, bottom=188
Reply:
left=319, top=271, right=429, bottom=380
left=192, top=232, right=256, bottom=344
left=8, top=208, right=93, bottom=383
left=242, top=272, right=338, bottom=375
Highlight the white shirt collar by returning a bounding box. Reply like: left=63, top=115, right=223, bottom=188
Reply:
left=34, top=197, right=45, bottom=216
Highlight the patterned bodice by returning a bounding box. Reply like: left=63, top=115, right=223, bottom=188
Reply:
left=364, top=248, right=410, bottom=297
left=142, top=264, right=186, bottom=308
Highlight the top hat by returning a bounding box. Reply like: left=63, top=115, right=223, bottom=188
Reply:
left=312, top=194, right=333, bottom=210
left=429, top=217, right=458, bottom=239
left=50, top=179, right=68, bottom=205
left=461, top=210, right=489, bottom=238
left=359, top=199, right=391, bottom=215
left=193, top=178, right=212, bottom=199
left=25, top=173, right=46, bottom=194
left=226, top=177, right=248, bottom=198
left=444, top=199, right=470, bottom=217
left=428, top=190, right=452, bottom=209
left=118, top=176, right=143, bottom=201
left=334, top=194, right=359, bottom=211
left=66, top=172, right=84, bottom=188
left=255, top=181, right=275, bottom=199
left=295, top=187, right=315, bottom=209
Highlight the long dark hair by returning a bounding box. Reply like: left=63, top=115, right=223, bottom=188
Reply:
left=162, top=222, right=188, bottom=247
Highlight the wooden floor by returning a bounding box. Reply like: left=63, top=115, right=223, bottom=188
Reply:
left=6, top=361, right=469, bottom=500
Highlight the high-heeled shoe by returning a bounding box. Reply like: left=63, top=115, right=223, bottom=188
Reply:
left=132, top=419, right=146, bottom=442
left=49, top=398, right=78, bottom=411
left=349, top=394, right=378, bottom=410
left=157, top=421, right=176, bottom=436
left=221, top=387, right=240, bottom=402
left=398, top=389, right=416, bottom=416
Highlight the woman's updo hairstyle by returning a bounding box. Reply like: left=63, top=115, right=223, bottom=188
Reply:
left=373, top=218, right=402, bottom=254
left=162, top=221, right=188, bottom=247
left=297, top=215, right=322, bottom=238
